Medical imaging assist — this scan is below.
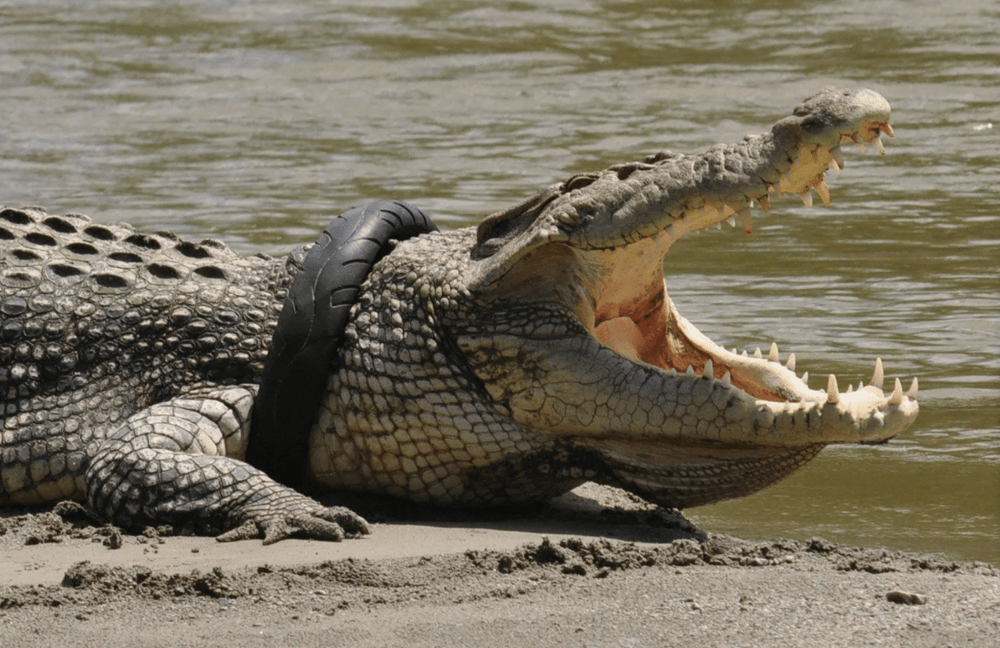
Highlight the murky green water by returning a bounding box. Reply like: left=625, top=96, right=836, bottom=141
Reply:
left=2, top=0, right=997, bottom=563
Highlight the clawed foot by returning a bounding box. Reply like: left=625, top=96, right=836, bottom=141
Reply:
left=217, top=489, right=372, bottom=545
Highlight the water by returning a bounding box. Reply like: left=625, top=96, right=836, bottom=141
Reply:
left=1, top=0, right=997, bottom=563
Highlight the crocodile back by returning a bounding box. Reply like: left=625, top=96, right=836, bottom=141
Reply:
left=0, top=207, right=285, bottom=504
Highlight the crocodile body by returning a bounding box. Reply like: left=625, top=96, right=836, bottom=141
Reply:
left=0, top=88, right=919, bottom=543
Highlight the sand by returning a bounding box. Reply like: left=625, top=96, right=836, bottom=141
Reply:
left=1, top=484, right=997, bottom=648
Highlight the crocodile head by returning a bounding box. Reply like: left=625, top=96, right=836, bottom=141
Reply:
left=452, top=88, right=918, bottom=508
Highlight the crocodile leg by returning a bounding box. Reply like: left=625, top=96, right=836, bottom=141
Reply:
left=83, top=385, right=370, bottom=544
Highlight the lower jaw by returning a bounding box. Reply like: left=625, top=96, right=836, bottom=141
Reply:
left=598, top=439, right=827, bottom=509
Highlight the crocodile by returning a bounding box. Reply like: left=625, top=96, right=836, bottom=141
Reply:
left=0, top=87, right=919, bottom=544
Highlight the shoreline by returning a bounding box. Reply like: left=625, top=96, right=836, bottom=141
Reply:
left=2, top=486, right=997, bottom=647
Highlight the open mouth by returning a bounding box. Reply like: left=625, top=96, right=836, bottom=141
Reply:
left=587, top=121, right=918, bottom=438
left=458, top=89, right=922, bottom=507
left=470, top=88, right=920, bottom=459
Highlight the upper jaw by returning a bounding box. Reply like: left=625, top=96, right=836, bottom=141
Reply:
left=469, top=89, right=894, bottom=290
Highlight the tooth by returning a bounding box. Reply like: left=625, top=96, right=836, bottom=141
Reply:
left=741, top=349, right=748, bottom=357
left=814, top=178, right=831, bottom=206
left=888, top=378, right=903, bottom=405
left=703, top=358, right=714, bottom=378
left=722, top=371, right=732, bottom=387
left=846, top=384, right=854, bottom=393
left=873, top=136, right=886, bottom=155
left=753, top=347, right=762, bottom=359
left=851, top=134, right=866, bottom=152
left=830, top=145, right=845, bottom=171
left=738, top=207, right=753, bottom=234
left=907, top=377, right=919, bottom=399
left=713, top=221, right=722, bottom=229
left=800, top=371, right=808, bottom=385
left=826, top=374, right=840, bottom=404
left=726, top=215, right=736, bottom=227
left=666, top=224, right=676, bottom=237
left=768, top=342, right=779, bottom=363
left=758, top=194, right=770, bottom=211
left=881, top=122, right=894, bottom=137
left=785, top=353, right=796, bottom=372
left=686, top=365, right=695, bottom=376
left=799, top=190, right=813, bottom=208
left=857, top=381, right=864, bottom=391
left=870, top=358, right=884, bottom=389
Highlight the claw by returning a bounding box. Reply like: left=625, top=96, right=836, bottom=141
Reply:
left=216, top=520, right=261, bottom=543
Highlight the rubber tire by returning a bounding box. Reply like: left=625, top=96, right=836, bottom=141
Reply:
left=247, top=200, right=437, bottom=486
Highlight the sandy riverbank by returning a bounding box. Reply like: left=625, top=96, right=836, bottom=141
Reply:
left=1, top=484, right=997, bottom=648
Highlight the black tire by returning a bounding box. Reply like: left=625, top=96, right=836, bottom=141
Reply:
left=247, top=200, right=438, bottom=486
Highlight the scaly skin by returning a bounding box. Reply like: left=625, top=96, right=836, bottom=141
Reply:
left=0, top=87, right=918, bottom=542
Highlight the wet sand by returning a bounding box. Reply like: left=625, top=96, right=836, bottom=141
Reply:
left=1, top=484, right=997, bottom=648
